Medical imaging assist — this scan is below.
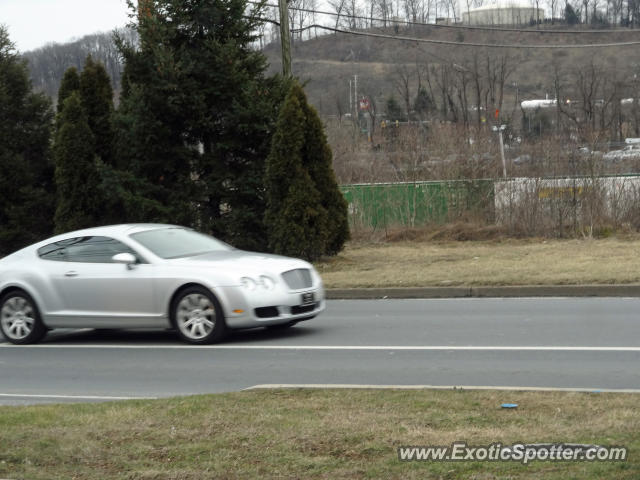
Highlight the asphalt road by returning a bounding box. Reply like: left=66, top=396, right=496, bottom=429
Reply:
left=1, top=298, right=639, bottom=405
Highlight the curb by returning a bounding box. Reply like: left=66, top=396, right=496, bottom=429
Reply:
left=244, top=384, right=640, bottom=393
left=326, top=284, right=640, bottom=299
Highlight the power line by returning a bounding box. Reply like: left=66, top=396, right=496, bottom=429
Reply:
left=250, top=1, right=640, bottom=35
left=287, top=23, right=640, bottom=48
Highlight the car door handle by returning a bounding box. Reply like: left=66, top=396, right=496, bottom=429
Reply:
left=64, top=271, right=79, bottom=277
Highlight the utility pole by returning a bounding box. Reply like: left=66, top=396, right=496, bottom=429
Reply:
left=354, top=75, right=358, bottom=118
left=353, top=75, right=358, bottom=143
left=278, top=0, right=291, bottom=77
left=492, top=124, right=507, bottom=178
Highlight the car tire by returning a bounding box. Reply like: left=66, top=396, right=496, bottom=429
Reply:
left=171, top=286, right=226, bottom=344
left=0, top=290, right=47, bottom=345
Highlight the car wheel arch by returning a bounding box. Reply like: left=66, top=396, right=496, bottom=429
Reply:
left=0, top=285, right=48, bottom=325
left=0, top=287, right=49, bottom=343
left=0, top=286, right=24, bottom=299
left=168, top=283, right=227, bottom=324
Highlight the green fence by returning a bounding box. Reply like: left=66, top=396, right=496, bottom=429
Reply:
left=340, top=180, right=495, bottom=229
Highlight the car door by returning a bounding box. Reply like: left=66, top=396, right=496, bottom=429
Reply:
left=43, top=236, right=161, bottom=328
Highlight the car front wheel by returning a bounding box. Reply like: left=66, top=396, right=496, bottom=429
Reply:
left=171, top=286, right=226, bottom=344
left=0, top=290, right=47, bottom=345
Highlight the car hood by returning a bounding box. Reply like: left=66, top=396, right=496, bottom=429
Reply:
left=165, top=250, right=311, bottom=276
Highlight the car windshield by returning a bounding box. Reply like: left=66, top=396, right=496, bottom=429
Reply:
left=130, top=228, right=232, bottom=259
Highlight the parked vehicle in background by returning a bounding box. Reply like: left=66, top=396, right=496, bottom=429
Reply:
left=0, top=224, right=325, bottom=345
left=603, top=145, right=640, bottom=162
left=513, top=154, right=532, bottom=165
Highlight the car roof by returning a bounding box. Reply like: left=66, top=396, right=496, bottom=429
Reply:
left=29, top=224, right=186, bottom=248
left=0, top=224, right=191, bottom=261
left=55, top=224, right=183, bottom=238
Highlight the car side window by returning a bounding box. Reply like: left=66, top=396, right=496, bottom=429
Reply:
left=38, top=236, right=146, bottom=264
left=37, top=242, right=68, bottom=261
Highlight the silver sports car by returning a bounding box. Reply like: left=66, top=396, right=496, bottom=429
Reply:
left=0, top=224, right=325, bottom=344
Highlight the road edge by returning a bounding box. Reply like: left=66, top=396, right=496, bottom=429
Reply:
left=244, top=384, right=640, bottom=393
left=326, top=284, right=640, bottom=299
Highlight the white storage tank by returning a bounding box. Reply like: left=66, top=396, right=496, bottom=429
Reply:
left=463, top=1, right=544, bottom=25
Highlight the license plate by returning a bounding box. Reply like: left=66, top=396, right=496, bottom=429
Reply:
left=300, top=292, right=315, bottom=305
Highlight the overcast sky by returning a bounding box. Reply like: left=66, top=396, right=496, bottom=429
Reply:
left=0, top=0, right=133, bottom=52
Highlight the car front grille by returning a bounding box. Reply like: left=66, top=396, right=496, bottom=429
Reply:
left=281, top=268, right=313, bottom=290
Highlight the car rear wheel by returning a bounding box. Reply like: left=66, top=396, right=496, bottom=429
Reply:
left=171, top=286, right=226, bottom=344
left=0, top=290, right=47, bottom=345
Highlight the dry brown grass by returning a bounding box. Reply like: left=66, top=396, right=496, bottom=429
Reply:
left=0, top=388, right=638, bottom=479
left=316, top=234, right=640, bottom=288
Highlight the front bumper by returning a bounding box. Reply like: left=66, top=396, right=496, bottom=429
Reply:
left=218, top=285, right=326, bottom=329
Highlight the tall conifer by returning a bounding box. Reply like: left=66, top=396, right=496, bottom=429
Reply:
left=265, top=82, right=349, bottom=261
left=0, top=27, right=55, bottom=254
left=53, top=92, right=101, bottom=232
left=114, top=0, right=286, bottom=246
left=79, top=55, right=114, bottom=165
left=300, top=93, right=350, bottom=256
left=56, top=67, right=80, bottom=114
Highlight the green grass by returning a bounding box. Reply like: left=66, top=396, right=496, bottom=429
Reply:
left=1, top=389, right=638, bottom=479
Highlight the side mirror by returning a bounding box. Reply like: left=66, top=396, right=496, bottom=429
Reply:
left=112, top=252, right=137, bottom=269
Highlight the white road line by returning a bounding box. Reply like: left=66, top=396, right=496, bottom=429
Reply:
left=0, top=393, right=156, bottom=400
left=245, top=384, right=640, bottom=393
left=1, top=344, right=640, bottom=351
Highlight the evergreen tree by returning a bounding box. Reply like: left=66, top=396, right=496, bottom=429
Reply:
left=203, top=76, right=291, bottom=251
left=80, top=55, right=114, bottom=165
left=112, top=41, right=199, bottom=226
left=56, top=67, right=80, bottom=114
left=0, top=27, right=55, bottom=254
left=53, top=92, right=101, bottom=232
left=115, top=0, right=286, bottom=247
left=264, top=87, right=328, bottom=260
left=299, top=85, right=350, bottom=256
left=55, top=59, right=123, bottom=226
left=565, top=4, right=580, bottom=25
left=265, top=82, right=349, bottom=260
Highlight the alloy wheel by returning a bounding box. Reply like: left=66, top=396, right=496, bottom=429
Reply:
left=175, top=293, right=216, bottom=340
left=1, top=296, right=36, bottom=341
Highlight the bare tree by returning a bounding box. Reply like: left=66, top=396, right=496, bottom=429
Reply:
left=404, top=0, right=422, bottom=21
left=288, top=0, right=317, bottom=41
left=376, top=0, right=394, bottom=25
left=547, top=0, right=559, bottom=22
left=582, top=0, right=591, bottom=22
left=431, top=63, right=460, bottom=122
left=392, top=63, right=414, bottom=120
left=471, top=56, right=485, bottom=127
left=453, top=65, right=471, bottom=126
left=552, top=61, right=631, bottom=141
left=344, top=0, right=365, bottom=28
left=328, top=0, right=348, bottom=28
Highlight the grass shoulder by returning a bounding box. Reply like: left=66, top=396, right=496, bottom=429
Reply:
left=1, top=388, right=638, bottom=479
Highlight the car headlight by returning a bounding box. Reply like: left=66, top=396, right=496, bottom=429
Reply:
left=259, top=275, right=275, bottom=290
left=241, top=277, right=257, bottom=290
left=241, top=276, right=276, bottom=290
